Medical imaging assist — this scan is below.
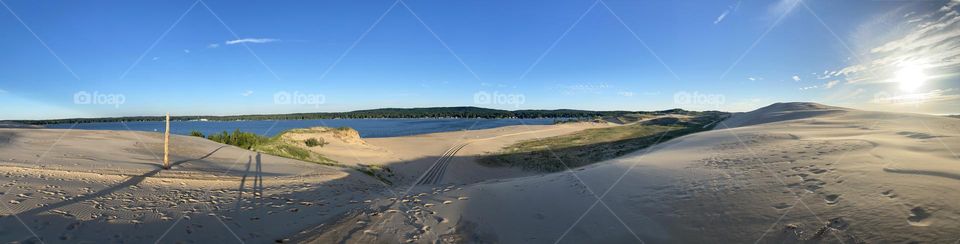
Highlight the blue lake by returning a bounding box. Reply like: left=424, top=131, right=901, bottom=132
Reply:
left=44, top=119, right=557, bottom=138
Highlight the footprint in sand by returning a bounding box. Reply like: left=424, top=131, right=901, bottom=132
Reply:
left=772, top=202, right=792, bottom=210
left=907, top=207, right=932, bottom=227
left=827, top=217, right=849, bottom=230
left=824, top=194, right=841, bottom=205
left=881, top=190, right=897, bottom=199
left=808, top=168, right=828, bottom=174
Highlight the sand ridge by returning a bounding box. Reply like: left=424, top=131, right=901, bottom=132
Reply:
left=301, top=103, right=960, bottom=243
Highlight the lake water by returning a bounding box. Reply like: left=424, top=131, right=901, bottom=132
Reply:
left=44, top=119, right=556, bottom=138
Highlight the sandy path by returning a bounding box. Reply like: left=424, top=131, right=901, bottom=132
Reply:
left=413, top=125, right=592, bottom=186
left=358, top=122, right=615, bottom=185
left=416, top=142, right=470, bottom=185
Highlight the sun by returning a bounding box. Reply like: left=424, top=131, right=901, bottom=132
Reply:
left=896, top=63, right=928, bottom=92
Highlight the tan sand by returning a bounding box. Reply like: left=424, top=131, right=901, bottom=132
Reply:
left=0, top=128, right=384, bottom=243
left=368, top=121, right=616, bottom=185
left=0, top=120, right=610, bottom=243
left=300, top=103, right=960, bottom=243
left=287, top=121, right=617, bottom=185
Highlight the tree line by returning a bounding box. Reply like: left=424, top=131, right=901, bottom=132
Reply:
left=11, top=106, right=709, bottom=125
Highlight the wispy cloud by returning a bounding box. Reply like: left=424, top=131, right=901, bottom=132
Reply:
left=226, top=38, right=280, bottom=45
left=207, top=43, right=220, bottom=48
left=837, top=1, right=960, bottom=85
left=714, top=1, right=741, bottom=24
left=617, top=91, right=635, bottom=97
left=768, top=0, right=801, bottom=19
left=480, top=82, right=509, bottom=88
left=241, top=90, right=254, bottom=96
left=823, top=80, right=840, bottom=89
left=872, top=89, right=960, bottom=105
left=557, top=82, right=610, bottom=95
left=714, top=10, right=730, bottom=24
left=792, top=75, right=801, bottom=81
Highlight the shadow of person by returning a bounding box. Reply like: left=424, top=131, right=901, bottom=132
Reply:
left=236, top=155, right=253, bottom=211
left=234, top=152, right=265, bottom=212
left=255, top=152, right=263, bottom=200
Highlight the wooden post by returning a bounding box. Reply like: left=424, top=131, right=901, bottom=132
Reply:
left=163, top=113, right=170, bottom=169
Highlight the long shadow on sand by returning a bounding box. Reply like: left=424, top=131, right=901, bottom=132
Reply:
left=235, top=153, right=264, bottom=211
left=0, top=145, right=384, bottom=243
left=11, top=146, right=227, bottom=220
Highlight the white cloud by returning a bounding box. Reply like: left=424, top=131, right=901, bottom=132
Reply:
left=799, top=85, right=818, bottom=90
left=617, top=91, right=635, bottom=97
left=824, top=80, right=840, bottom=89
left=480, top=82, right=509, bottom=88
left=226, top=38, right=280, bottom=45
left=848, top=88, right=865, bottom=98
left=872, top=89, right=960, bottom=105
left=152, top=57, right=159, bottom=61
left=207, top=43, right=220, bottom=48
left=837, top=1, right=960, bottom=86
left=714, top=10, right=730, bottom=24
left=714, top=1, right=741, bottom=24
left=557, top=82, right=610, bottom=95
left=241, top=90, right=254, bottom=96
left=768, top=0, right=801, bottom=19
left=792, top=75, right=801, bottom=81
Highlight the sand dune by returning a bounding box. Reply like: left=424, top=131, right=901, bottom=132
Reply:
left=721, top=102, right=850, bottom=128
left=0, top=121, right=609, bottom=243
left=3, top=103, right=957, bottom=243
left=0, top=128, right=384, bottom=243
left=304, top=103, right=960, bottom=243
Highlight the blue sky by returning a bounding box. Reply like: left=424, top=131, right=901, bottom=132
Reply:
left=1, top=0, right=958, bottom=120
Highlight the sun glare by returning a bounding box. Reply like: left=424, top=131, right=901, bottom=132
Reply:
left=896, top=63, right=928, bottom=92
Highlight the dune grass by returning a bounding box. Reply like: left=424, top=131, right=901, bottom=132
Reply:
left=202, top=128, right=394, bottom=184
left=480, top=114, right=724, bottom=172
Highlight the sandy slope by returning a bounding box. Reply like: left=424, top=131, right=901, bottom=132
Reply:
left=0, top=121, right=609, bottom=243
left=303, top=103, right=960, bottom=243
left=0, top=129, right=385, bottom=243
